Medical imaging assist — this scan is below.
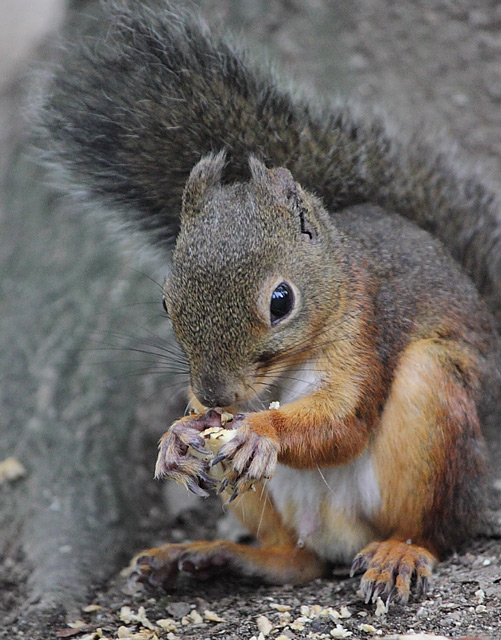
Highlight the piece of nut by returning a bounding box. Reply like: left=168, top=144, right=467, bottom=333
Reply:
left=220, top=411, right=234, bottom=425
left=189, top=420, right=237, bottom=486
left=200, top=426, right=237, bottom=456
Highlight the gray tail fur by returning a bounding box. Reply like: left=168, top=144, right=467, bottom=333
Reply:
left=39, top=0, right=501, bottom=321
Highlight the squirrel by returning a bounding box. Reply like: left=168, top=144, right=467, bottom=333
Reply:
left=39, top=0, right=500, bottom=605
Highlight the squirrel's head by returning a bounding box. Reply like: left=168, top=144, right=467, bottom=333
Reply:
left=164, top=152, right=345, bottom=409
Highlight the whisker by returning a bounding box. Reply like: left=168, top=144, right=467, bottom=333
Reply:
left=127, top=267, right=166, bottom=292
left=315, top=465, right=336, bottom=498
left=93, top=300, right=164, bottom=314
left=86, top=342, right=185, bottom=365
left=256, top=311, right=358, bottom=370
left=256, top=373, right=319, bottom=386
left=256, top=480, right=269, bottom=539
left=260, top=333, right=352, bottom=367
left=184, top=399, right=194, bottom=415
left=84, top=356, right=190, bottom=372
left=114, top=368, right=190, bottom=381
left=88, top=328, right=187, bottom=362
left=95, top=323, right=182, bottom=351
left=245, top=382, right=268, bottom=411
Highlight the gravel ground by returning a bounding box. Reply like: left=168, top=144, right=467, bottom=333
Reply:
left=2, top=1, right=501, bottom=639
left=6, top=504, right=501, bottom=639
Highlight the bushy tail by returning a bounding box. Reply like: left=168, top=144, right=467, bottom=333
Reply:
left=40, top=0, right=501, bottom=320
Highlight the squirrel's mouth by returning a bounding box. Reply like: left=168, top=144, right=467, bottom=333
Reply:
left=190, top=375, right=250, bottom=412
left=190, top=367, right=278, bottom=414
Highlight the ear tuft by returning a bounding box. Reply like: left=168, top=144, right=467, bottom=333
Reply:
left=248, top=155, right=268, bottom=184
left=249, top=156, right=299, bottom=208
left=249, top=156, right=319, bottom=242
left=182, top=150, right=227, bottom=220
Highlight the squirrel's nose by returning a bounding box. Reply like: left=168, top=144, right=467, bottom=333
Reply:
left=193, top=374, right=238, bottom=409
left=196, top=389, right=238, bottom=409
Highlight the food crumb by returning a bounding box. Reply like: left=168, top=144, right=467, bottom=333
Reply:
left=188, top=609, right=203, bottom=624
left=374, top=597, right=387, bottom=617
left=67, top=620, right=87, bottom=629
left=276, top=611, right=292, bottom=626
left=330, top=624, right=352, bottom=637
left=473, top=588, right=485, bottom=604
left=119, top=606, right=155, bottom=630
left=256, top=614, right=273, bottom=636
left=358, top=623, right=382, bottom=634
left=0, top=456, right=27, bottom=483
left=203, top=609, right=226, bottom=623
left=82, top=604, right=103, bottom=613
left=156, top=619, right=177, bottom=631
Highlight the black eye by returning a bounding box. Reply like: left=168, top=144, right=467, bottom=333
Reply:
left=270, top=283, right=294, bottom=325
left=162, top=296, right=168, bottom=314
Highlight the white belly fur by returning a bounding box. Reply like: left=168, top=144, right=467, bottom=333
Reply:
left=268, top=455, right=380, bottom=563
left=267, top=360, right=381, bottom=563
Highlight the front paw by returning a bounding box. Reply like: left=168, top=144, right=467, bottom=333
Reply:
left=211, top=415, right=279, bottom=501
left=155, top=410, right=223, bottom=496
left=351, top=540, right=436, bottom=605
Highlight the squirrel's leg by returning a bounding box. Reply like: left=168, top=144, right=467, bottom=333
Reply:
left=129, top=484, right=327, bottom=588
left=352, top=338, right=484, bottom=604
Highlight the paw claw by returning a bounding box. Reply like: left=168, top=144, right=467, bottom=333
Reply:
left=416, top=574, right=430, bottom=598
left=354, top=540, right=436, bottom=606
left=155, top=412, right=230, bottom=491
left=210, top=452, right=227, bottom=467
left=178, top=558, right=196, bottom=574
left=217, top=477, right=230, bottom=495
left=198, top=469, right=219, bottom=488
left=217, top=421, right=278, bottom=493
left=189, top=437, right=209, bottom=454
left=350, top=553, right=367, bottom=577
left=128, top=544, right=188, bottom=591
left=371, top=580, right=388, bottom=602
left=186, top=477, right=210, bottom=497
left=386, top=586, right=398, bottom=606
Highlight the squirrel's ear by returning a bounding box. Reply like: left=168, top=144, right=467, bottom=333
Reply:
left=249, top=156, right=298, bottom=207
left=249, top=157, right=319, bottom=242
left=182, top=150, right=226, bottom=220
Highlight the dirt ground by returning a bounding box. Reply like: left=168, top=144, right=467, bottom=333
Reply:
left=2, top=0, right=501, bottom=639
left=5, top=504, right=501, bottom=639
